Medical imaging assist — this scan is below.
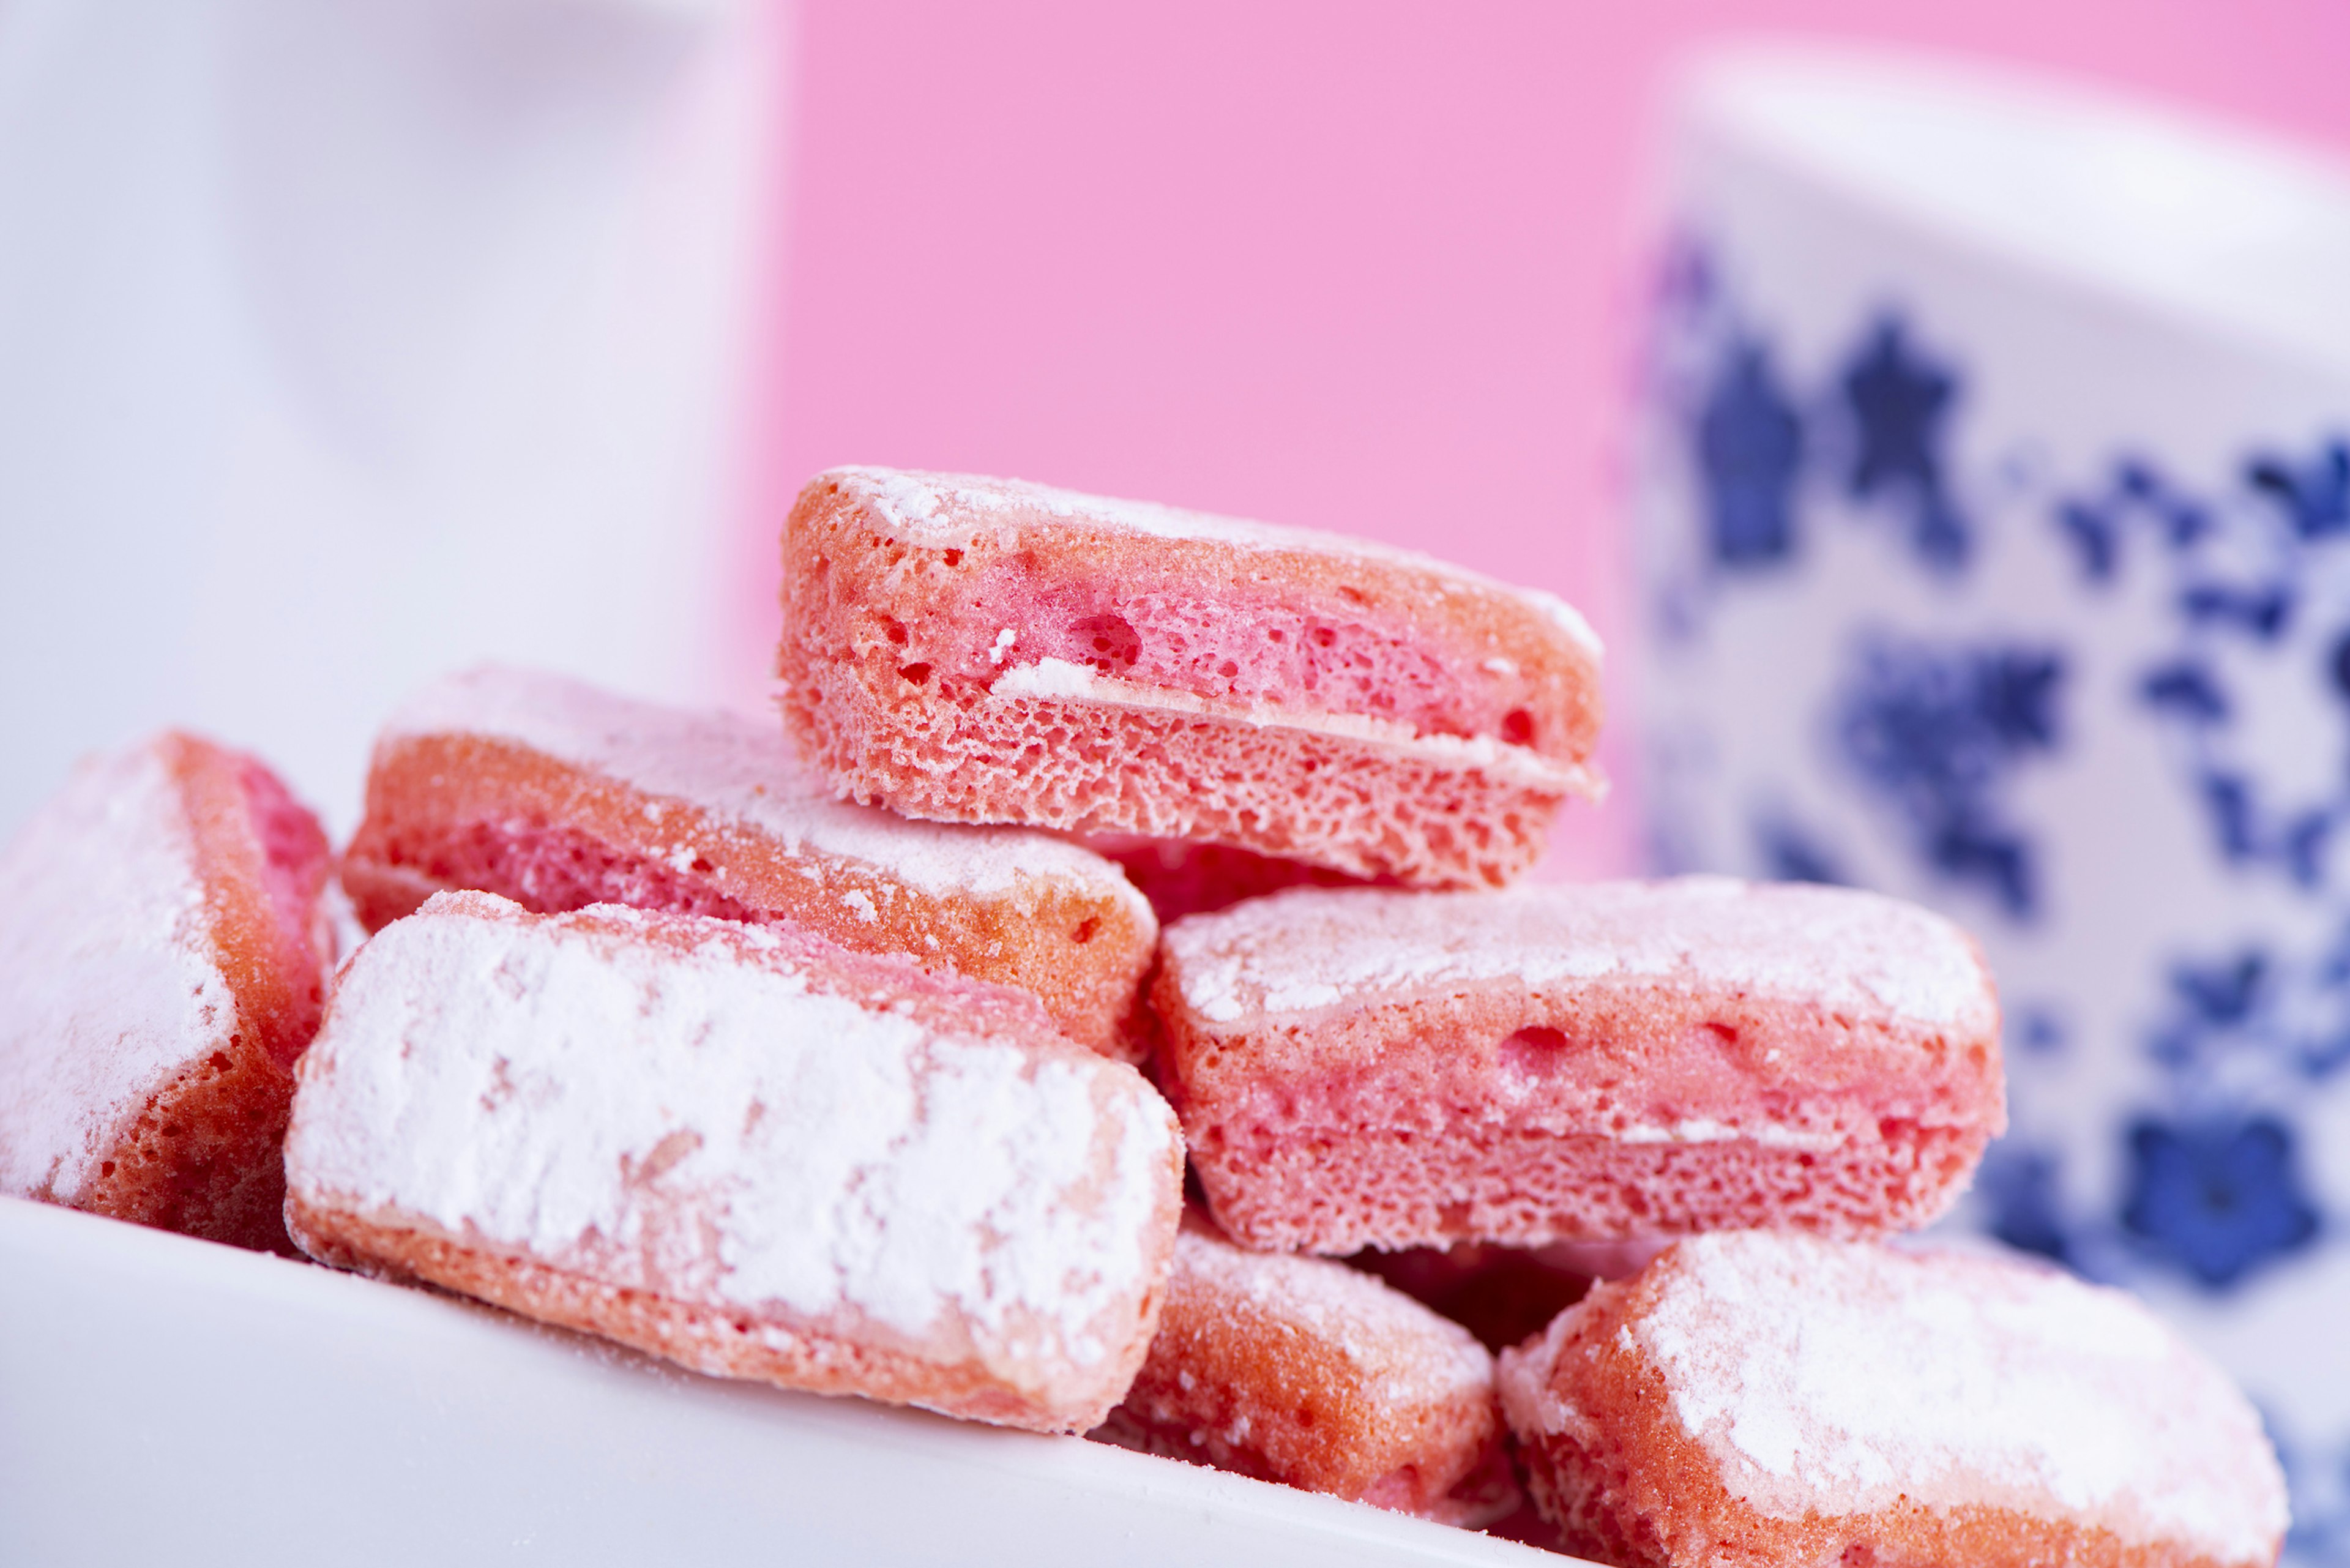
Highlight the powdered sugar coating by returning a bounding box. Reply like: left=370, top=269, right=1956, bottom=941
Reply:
left=384, top=665, right=1143, bottom=909
left=1166, top=879, right=1991, bottom=1032
left=1096, top=1216, right=1515, bottom=1523
left=1169, top=1225, right=1493, bottom=1411
left=826, top=468, right=1602, bottom=661
left=1617, top=1234, right=2286, bottom=1564
left=0, top=744, right=231, bottom=1199
left=1158, top=877, right=2002, bottom=1252
left=286, top=894, right=1179, bottom=1387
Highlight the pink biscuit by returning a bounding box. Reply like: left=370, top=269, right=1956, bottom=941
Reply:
left=341, top=665, right=1158, bottom=1058
left=0, top=733, right=334, bottom=1253
left=778, top=467, right=1605, bottom=889
left=284, top=892, right=1185, bottom=1435
left=1498, top=1232, right=2288, bottom=1568
left=1154, top=879, right=2004, bottom=1254
left=1093, top=1214, right=1518, bottom=1526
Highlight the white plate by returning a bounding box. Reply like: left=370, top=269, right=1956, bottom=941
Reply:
left=0, top=1197, right=1575, bottom=1566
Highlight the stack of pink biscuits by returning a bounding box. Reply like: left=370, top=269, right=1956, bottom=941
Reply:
left=0, top=466, right=2288, bottom=1564
left=771, top=468, right=2284, bottom=1564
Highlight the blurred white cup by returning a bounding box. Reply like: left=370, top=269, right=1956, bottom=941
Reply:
left=0, top=0, right=785, bottom=838
left=1633, top=43, right=2350, bottom=1555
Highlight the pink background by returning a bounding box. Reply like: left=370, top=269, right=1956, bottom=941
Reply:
left=747, top=0, right=2350, bottom=876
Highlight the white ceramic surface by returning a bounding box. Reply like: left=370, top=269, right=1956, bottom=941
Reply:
left=1635, top=43, right=2350, bottom=1562
left=0, top=0, right=782, bottom=843
left=0, top=1197, right=1569, bottom=1567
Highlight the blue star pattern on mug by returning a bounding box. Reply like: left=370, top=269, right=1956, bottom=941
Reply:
left=1697, top=340, right=1805, bottom=570
left=1638, top=220, right=2350, bottom=1568
left=2057, top=458, right=2214, bottom=583
left=1973, top=927, right=2345, bottom=1297
left=2248, top=440, right=2350, bottom=542
left=2057, top=438, right=2350, bottom=892
left=1841, top=316, right=1971, bottom=574
left=1830, top=633, right=2064, bottom=919
left=2121, top=1114, right=2321, bottom=1289
left=1641, top=234, right=1981, bottom=615
left=2147, top=934, right=2350, bottom=1093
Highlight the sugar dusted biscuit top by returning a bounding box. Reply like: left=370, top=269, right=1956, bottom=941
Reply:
left=346, top=665, right=1157, bottom=1056
left=1154, top=879, right=2004, bottom=1253
left=1, top=742, right=234, bottom=1203
left=1, top=733, right=332, bottom=1251
left=1166, top=1223, right=1496, bottom=1417
left=286, top=892, right=1184, bottom=1432
left=1500, top=1232, right=2288, bottom=1568
left=803, top=467, right=1604, bottom=776
left=378, top=665, right=1137, bottom=903
left=1098, top=1215, right=1516, bottom=1525
left=1163, top=876, right=1995, bottom=1032
left=826, top=465, right=1602, bottom=655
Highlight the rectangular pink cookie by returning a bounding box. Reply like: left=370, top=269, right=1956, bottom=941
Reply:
left=0, top=733, right=333, bottom=1253
left=1498, top=1232, right=2286, bottom=1568
left=777, top=467, right=1605, bottom=889
left=284, top=892, right=1185, bottom=1435
left=341, top=664, right=1158, bottom=1058
left=1153, top=879, right=2004, bottom=1253
left=1093, top=1213, right=1518, bottom=1526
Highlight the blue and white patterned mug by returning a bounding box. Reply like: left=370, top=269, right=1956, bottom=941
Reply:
left=1633, top=44, right=2350, bottom=1562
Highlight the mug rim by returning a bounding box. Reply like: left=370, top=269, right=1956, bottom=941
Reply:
left=1677, top=40, right=2350, bottom=379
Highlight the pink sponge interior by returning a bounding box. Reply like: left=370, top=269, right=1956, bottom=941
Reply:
left=233, top=756, right=333, bottom=1069
left=239, top=760, right=330, bottom=940
left=406, top=819, right=759, bottom=926
left=967, top=581, right=1531, bottom=745
left=382, top=821, right=1067, bottom=1031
